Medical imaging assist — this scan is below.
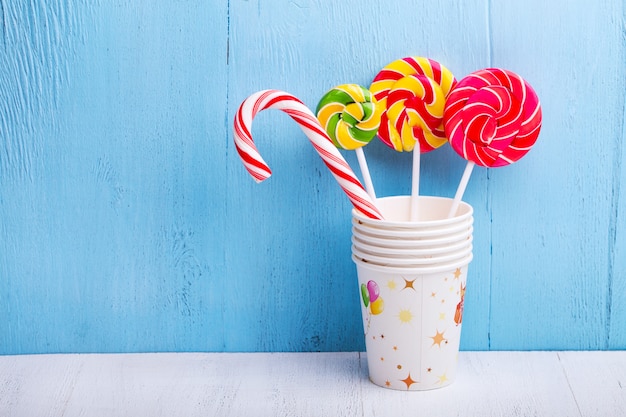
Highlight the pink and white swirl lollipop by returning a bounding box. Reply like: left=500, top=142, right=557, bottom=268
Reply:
left=444, top=68, right=542, bottom=217
left=234, top=89, right=384, bottom=220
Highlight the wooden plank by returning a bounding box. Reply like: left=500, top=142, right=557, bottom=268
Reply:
left=2, top=352, right=624, bottom=416
left=558, top=351, right=626, bottom=416
left=609, top=83, right=626, bottom=348
left=487, top=2, right=625, bottom=349
left=0, top=354, right=84, bottom=416
left=0, top=1, right=229, bottom=354
left=0, top=0, right=624, bottom=356
left=225, top=0, right=493, bottom=353
left=222, top=353, right=362, bottom=417
left=361, top=351, right=582, bottom=416
left=0, top=353, right=363, bottom=417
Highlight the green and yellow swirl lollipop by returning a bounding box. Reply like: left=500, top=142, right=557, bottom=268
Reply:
left=316, top=84, right=382, bottom=198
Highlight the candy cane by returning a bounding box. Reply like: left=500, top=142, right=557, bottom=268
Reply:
left=234, top=89, right=384, bottom=220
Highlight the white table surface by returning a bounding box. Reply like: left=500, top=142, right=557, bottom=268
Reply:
left=1, top=351, right=624, bottom=416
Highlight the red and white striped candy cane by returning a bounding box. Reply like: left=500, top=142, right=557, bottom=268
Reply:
left=233, top=89, right=384, bottom=220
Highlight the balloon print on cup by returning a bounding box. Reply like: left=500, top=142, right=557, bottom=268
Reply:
left=361, top=279, right=385, bottom=335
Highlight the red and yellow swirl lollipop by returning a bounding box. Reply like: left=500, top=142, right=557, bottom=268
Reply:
left=443, top=68, right=542, bottom=216
left=370, top=56, right=457, bottom=153
left=370, top=56, right=457, bottom=219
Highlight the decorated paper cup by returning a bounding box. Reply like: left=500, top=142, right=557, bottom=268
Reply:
left=353, top=253, right=472, bottom=390
left=351, top=195, right=474, bottom=390
left=353, top=196, right=473, bottom=229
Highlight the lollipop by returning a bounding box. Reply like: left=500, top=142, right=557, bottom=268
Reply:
left=371, top=57, right=457, bottom=152
left=370, top=56, right=457, bottom=220
left=233, top=89, right=384, bottom=220
left=316, top=84, right=383, bottom=199
left=444, top=68, right=542, bottom=217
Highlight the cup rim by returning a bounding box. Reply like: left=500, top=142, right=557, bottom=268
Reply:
left=351, top=244, right=473, bottom=266
left=352, top=253, right=473, bottom=274
left=352, top=216, right=474, bottom=233
left=353, top=195, right=473, bottom=228
left=352, top=234, right=473, bottom=256
left=352, top=219, right=473, bottom=239
left=352, top=226, right=474, bottom=248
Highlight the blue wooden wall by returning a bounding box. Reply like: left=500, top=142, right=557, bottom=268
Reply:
left=0, top=0, right=625, bottom=354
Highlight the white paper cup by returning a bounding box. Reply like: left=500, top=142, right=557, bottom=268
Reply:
left=351, top=195, right=474, bottom=390
left=354, top=255, right=471, bottom=390
left=353, top=196, right=473, bottom=229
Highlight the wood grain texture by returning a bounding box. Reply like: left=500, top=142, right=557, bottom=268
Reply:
left=0, top=0, right=625, bottom=354
left=557, top=351, right=626, bottom=415
left=225, top=0, right=492, bottom=352
left=0, top=352, right=625, bottom=416
left=1, top=1, right=229, bottom=353
left=486, top=1, right=626, bottom=349
left=609, top=86, right=626, bottom=348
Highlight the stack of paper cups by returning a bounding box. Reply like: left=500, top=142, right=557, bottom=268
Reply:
left=352, top=196, right=473, bottom=391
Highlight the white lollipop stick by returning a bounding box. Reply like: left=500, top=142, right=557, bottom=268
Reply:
left=447, top=161, right=475, bottom=218
left=410, top=143, right=421, bottom=221
left=355, top=147, right=376, bottom=200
